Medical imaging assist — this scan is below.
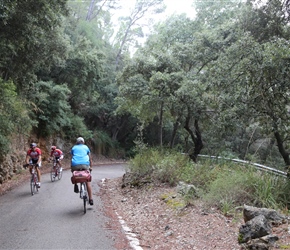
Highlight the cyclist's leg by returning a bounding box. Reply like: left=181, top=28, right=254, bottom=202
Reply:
left=29, top=165, right=33, bottom=175
left=71, top=165, right=91, bottom=199
left=71, top=165, right=82, bottom=193
left=55, top=157, right=60, bottom=168
left=36, top=168, right=41, bottom=181
left=36, top=165, right=41, bottom=182
left=33, top=160, right=41, bottom=186
left=58, top=157, right=62, bottom=168
left=86, top=180, right=93, bottom=205
left=29, top=159, right=33, bottom=175
left=53, top=158, right=56, bottom=169
left=87, top=182, right=92, bottom=200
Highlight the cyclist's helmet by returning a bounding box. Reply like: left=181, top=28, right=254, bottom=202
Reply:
left=30, top=143, right=37, bottom=148
left=51, top=146, right=56, bottom=151
left=76, top=137, right=85, bottom=144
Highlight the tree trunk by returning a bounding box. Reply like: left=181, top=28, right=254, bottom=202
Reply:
left=273, top=131, right=290, bottom=167
left=184, top=109, right=203, bottom=162
left=159, top=101, right=164, bottom=147
left=86, top=0, right=96, bottom=21
left=169, top=116, right=180, bottom=148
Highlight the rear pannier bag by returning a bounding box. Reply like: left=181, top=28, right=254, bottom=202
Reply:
left=71, top=170, right=91, bottom=184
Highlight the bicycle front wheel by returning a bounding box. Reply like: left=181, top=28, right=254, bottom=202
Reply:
left=57, top=166, right=63, bottom=180
left=30, top=176, right=37, bottom=195
left=50, top=167, right=56, bottom=182
left=35, top=175, right=39, bottom=193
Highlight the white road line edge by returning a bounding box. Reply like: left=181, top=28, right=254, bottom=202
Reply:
left=116, top=212, right=143, bottom=250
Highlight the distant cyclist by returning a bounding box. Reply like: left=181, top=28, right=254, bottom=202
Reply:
left=49, top=146, right=64, bottom=170
left=70, top=137, right=93, bottom=205
left=25, top=142, right=42, bottom=188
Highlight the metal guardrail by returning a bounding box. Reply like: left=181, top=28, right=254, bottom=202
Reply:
left=198, top=154, right=288, bottom=178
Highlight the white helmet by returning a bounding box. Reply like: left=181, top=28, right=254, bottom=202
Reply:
left=76, top=137, right=85, bottom=144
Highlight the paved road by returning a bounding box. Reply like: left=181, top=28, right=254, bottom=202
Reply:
left=0, top=164, right=126, bottom=250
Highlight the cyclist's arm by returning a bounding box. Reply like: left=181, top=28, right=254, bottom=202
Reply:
left=36, top=155, right=42, bottom=165
left=59, top=150, right=64, bottom=159
left=25, top=154, right=30, bottom=165
left=89, top=153, right=93, bottom=171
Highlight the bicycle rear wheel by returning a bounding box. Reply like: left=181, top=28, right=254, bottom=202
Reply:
left=81, top=183, right=87, bottom=214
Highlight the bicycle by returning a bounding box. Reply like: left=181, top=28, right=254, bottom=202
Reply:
left=24, top=164, right=39, bottom=195
left=79, top=180, right=88, bottom=214
left=71, top=169, right=92, bottom=214
left=50, top=159, right=63, bottom=182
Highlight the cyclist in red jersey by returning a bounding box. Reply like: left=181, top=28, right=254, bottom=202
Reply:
left=25, top=142, right=42, bottom=187
left=49, top=146, right=64, bottom=170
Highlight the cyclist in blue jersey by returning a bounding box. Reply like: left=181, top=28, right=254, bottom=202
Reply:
left=70, top=137, right=93, bottom=205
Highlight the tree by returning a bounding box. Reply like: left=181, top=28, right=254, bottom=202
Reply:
left=0, top=0, right=70, bottom=92
left=0, top=79, right=31, bottom=157
left=116, top=14, right=212, bottom=158
left=29, top=81, right=72, bottom=137
left=196, top=0, right=290, bottom=166
left=113, top=0, right=165, bottom=68
left=247, top=39, right=290, bottom=166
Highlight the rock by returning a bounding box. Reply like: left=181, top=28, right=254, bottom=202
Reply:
left=165, top=231, right=173, bottom=237
left=239, top=215, right=272, bottom=243
left=243, top=204, right=286, bottom=224
left=177, top=181, right=199, bottom=198
left=238, top=205, right=289, bottom=249
left=240, top=235, right=279, bottom=250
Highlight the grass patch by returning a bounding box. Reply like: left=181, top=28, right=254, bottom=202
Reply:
left=160, top=192, right=187, bottom=209
left=126, top=148, right=290, bottom=212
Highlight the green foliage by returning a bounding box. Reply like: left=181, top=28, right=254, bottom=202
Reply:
left=154, top=154, right=193, bottom=186
left=252, top=175, right=280, bottom=208
left=116, top=0, right=290, bottom=166
left=0, top=0, right=123, bottom=156
left=185, top=162, right=222, bottom=190
left=29, top=81, right=72, bottom=137
left=63, top=114, right=92, bottom=142
left=0, top=0, right=69, bottom=88
left=0, top=79, right=31, bottom=156
left=132, top=123, right=148, bottom=154
left=128, top=148, right=161, bottom=177
left=202, top=166, right=257, bottom=209
left=1, top=0, right=290, bottom=171
left=194, top=163, right=290, bottom=211
left=50, top=36, right=104, bottom=112
left=128, top=149, right=290, bottom=212
left=113, top=0, right=165, bottom=67
left=90, top=130, right=124, bottom=158
left=128, top=148, right=193, bottom=186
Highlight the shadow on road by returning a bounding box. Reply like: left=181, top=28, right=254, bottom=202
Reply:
left=62, top=207, right=94, bottom=217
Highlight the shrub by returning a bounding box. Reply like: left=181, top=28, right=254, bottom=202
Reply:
left=202, top=166, right=256, bottom=210
left=128, top=148, right=290, bottom=211
left=0, top=79, right=32, bottom=157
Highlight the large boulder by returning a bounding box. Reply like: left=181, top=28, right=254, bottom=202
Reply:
left=238, top=205, right=288, bottom=249
left=243, top=205, right=287, bottom=224
left=239, top=215, right=272, bottom=243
